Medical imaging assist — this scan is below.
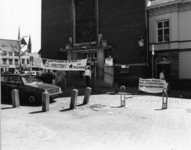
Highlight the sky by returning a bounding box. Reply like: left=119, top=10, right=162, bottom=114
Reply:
left=0, top=0, right=41, bottom=53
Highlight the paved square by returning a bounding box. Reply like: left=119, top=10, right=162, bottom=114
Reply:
left=1, top=93, right=191, bottom=150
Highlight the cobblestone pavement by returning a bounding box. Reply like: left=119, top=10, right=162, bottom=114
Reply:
left=1, top=89, right=191, bottom=150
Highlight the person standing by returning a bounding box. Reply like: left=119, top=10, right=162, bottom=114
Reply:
left=61, top=71, right=67, bottom=89
left=55, top=71, right=66, bottom=90
left=84, top=67, right=91, bottom=87
left=159, top=70, right=165, bottom=80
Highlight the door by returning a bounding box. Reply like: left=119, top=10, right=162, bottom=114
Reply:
left=82, top=52, right=97, bottom=68
left=157, top=64, right=171, bottom=79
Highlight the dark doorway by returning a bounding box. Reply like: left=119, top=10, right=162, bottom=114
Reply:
left=157, top=64, right=171, bottom=79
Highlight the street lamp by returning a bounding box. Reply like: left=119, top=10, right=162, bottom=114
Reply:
left=138, top=36, right=144, bottom=55
left=151, top=44, right=155, bottom=78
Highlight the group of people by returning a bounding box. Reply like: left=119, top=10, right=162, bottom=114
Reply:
left=53, top=70, right=67, bottom=90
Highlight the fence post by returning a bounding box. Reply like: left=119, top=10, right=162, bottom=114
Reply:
left=162, top=88, right=168, bottom=109
left=70, top=89, right=78, bottom=109
left=120, top=86, right=126, bottom=107
left=42, top=90, right=50, bottom=112
left=12, top=89, right=20, bottom=108
left=83, top=87, right=92, bottom=105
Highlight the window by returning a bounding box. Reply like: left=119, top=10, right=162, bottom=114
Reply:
left=9, top=52, right=13, bottom=56
left=9, top=59, right=13, bottom=65
left=0, top=76, right=9, bottom=82
left=9, top=76, right=22, bottom=84
left=27, top=59, right=29, bottom=64
left=157, top=20, right=170, bottom=42
left=2, top=51, right=7, bottom=56
left=22, top=58, right=25, bottom=64
left=3, top=59, right=6, bottom=65
left=15, top=59, right=18, bottom=65
left=15, top=52, right=19, bottom=56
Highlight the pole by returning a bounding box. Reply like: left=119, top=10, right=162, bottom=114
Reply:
left=151, top=44, right=155, bottom=78
left=152, top=54, right=154, bottom=78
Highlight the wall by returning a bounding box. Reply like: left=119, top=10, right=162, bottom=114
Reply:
left=41, top=0, right=71, bottom=59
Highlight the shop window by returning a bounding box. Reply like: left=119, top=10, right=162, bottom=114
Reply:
left=157, top=20, right=170, bottom=42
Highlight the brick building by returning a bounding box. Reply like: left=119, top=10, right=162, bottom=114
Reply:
left=41, top=0, right=148, bottom=86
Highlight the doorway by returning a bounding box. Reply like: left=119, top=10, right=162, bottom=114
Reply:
left=156, top=56, right=171, bottom=79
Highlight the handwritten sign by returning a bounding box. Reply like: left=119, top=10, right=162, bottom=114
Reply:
left=138, top=78, right=168, bottom=93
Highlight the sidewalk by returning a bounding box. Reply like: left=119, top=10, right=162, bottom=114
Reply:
left=1, top=88, right=191, bottom=150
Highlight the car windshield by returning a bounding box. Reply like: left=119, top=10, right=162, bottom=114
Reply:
left=22, top=76, right=43, bottom=85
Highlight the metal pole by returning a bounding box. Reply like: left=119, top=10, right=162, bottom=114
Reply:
left=30, top=59, right=32, bottom=72
left=152, top=54, right=154, bottom=78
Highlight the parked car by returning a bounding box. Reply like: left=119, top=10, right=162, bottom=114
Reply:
left=1, top=74, right=62, bottom=104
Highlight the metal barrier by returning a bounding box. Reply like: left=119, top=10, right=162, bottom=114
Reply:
left=162, top=88, right=168, bottom=109
left=120, top=86, right=126, bottom=107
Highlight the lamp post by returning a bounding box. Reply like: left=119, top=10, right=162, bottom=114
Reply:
left=151, top=44, right=155, bottom=78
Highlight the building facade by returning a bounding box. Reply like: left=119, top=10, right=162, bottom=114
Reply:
left=0, top=39, right=36, bottom=73
left=148, top=0, right=191, bottom=79
left=41, top=0, right=148, bottom=85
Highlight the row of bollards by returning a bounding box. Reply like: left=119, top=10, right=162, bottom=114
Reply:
left=42, top=87, right=92, bottom=112
left=11, top=87, right=92, bottom=112
left=119, top=85, right=168, bottom=109
left=11, top=86, right=168, bottom=111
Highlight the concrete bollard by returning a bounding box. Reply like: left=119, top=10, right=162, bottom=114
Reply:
left=70, top=89, right=78, bottom=109
left=162, top=88, right=168, bottom=109
left=12, top=89, right=20, bottom=108
left=83, top=87, right=92, bottom=105
left=42, top=90, right=50, bottom=112
left=120, top=86, right=126, bottom=107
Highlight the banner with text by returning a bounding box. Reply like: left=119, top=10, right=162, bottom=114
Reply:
left=138, top=78, right=168, bottom=93
left=39, top=58, right=87, bottom=71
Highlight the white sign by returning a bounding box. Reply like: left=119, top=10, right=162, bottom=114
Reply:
left=105, top=58, right=113, bottom=66
left=138, top=78, right=168, bottom=93
left=40, top=58, right=87, bottom=71
left=152, top=44, right=155, bottom=55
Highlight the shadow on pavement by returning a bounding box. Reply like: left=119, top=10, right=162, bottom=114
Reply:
left=59, top=108, right=71, bottom=112
left=1, top=97, right=57, bottom=108
left=1, top=106, right=14, bottom=110
left=29, top=110, right=44, bottom=114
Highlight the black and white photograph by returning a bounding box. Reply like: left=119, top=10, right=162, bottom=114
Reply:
left=1, top=0, right=191, bottom=150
